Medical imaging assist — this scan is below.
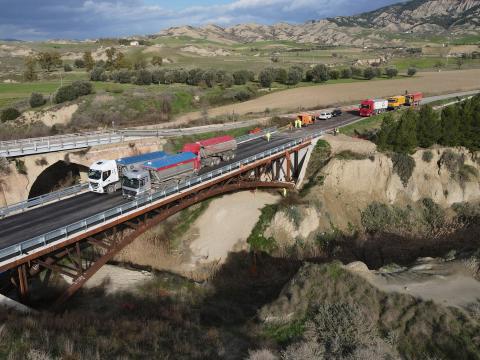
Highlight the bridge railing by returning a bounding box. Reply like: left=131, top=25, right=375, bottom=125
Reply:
left=0, top=130, right=323, bottom=262
left=0, top=183, right=89, bottom=219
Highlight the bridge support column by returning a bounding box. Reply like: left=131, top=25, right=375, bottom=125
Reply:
left=17, top=264, right=29, bottom=302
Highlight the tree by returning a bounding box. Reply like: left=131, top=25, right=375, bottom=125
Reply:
left=83, top=51, right=95, bottom=71
left=221, top=73, right=234, bottom=88
left=74, top=59, right=85, bottom=68
left=341, top=68, right=352, bottom=79
left=113, top=52, right=129, bottom=70
left=416, top=105, right=440, bottom=148
left=64, top=63, right=72, bottom=72
left=105, top=47, right=116, bottom=70
left=151, top=69, right=165, bottom=84
left=151, top=56, right=163, bottom=67
left=363, top=67, right=375, bottom=80
left=393, top=109, right=418, bottom=153
left=1, top=108, right=21, bottom=122
left=71, top=81, right=93, bottom=97
left=132, top=55, right=147, bottom=70
left=385, top=67, right=398, bottom=78
left=328, top=69, right=340, bottom=80
left=407, top=67, right=417, bottom=77
left=376, top=113, right=396, bottom=151
left=36, top=51, right=62, bottom=72
left=311, top=64, right=329, bottom=82
left=90, top=66, right=107, bottom=81
left=187, top=68, right=204, bottom=86
left=286, top=66, right=303, bottom=85
left=202, top=69, right=217, bottom=87
left=373, top=67, right=382, bottom=78
left=274, top=68, right=288, bottom=84
left=350, top=66, right=362, bottom=77
left=456, top=57, right=464, bottom=69
left=29, top=93, right=46, bottom=108
left=233, top=70, right=250, bottom=85
left=439, top=105, right=460, bottom=146
left=23, top=55, right=37, bottom=81
left=259, top=68, right=275, bottom=88
left=135, top=70, right=153, bottom=85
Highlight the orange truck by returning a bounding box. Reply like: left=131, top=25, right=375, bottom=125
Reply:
left=405, top=92, right=423, bottom=106
left=297, top=113, right=314, bottom=126
left=387, top=95, right=406, bottom=110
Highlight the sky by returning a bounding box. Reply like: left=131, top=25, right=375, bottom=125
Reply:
left=0, top=0, right=402, bottom=40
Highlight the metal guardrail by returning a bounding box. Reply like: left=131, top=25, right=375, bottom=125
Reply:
left=0, top=183, right=88, bottom=219
left=0, top=130, right=323, bottom=262
left=0, top=120, right=264, bottom=158
left=0, top=127, right=277, bottom=219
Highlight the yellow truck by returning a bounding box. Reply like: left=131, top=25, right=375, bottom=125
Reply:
left=387, top=95, right=406, bottom=110
left=297, top=113, right=314, bottom=126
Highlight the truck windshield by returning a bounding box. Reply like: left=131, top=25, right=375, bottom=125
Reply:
left=88, top=169, right=102, bottom=180
left=360, top=104, right=370, bottom=109
left=122, top=178, right=140, bottom=189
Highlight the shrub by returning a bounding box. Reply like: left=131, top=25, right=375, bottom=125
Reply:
left=63, top=63, right=73, bottom=72
left=112, top=70, right=133, bottom=84
left=29, top=92, right=46, bottom=108
left=421, top=198, right=444, bottom=230
left=361, top=202, right=394, bottom=232
left=90, top=66, right=107, bottom=81
left=286, top=66, right=303, bottom=85
left=363, top=67, right=375, bottom=80
left=233, top=70, right=250, bottom=85
left=1, top=108, right=21, bottom=122
left=135, top=69, right=153, bottom=85
left=459, top=164, right=479, bottom=184
left=328, top=69, right=340, bottom=80
left=71, top=80, right=93, bottom=97
left=273, top=68, right=288, bottom=84
left=233, top=90, right=252, bottom=101
left=341, top=68, right=352, bottom=79
left=0, top=157, right=10, bottom=175
left=335, top=150, right=367, bottom=160
left=439, top=150, right=464, bottom=173
left=259, top=68, right=275, bottom=88
left=407, top=67, right=417, bottom=77
left=391, top=153, right=415, bottom=187
left=221, top=72, right=234, bottom=88
left=55, top=85, right=77, bottom=103
left=385, top=67, right=398, bottom=78
left=187, top=68, right=204, bottom=86
left=350, top=66, right=362, bottom=77
left=311, top=64, right=329, bottom=82
left=74, top=58, right=85, bottom=68
left=14, top=159, right=27, bottom=175
left=247, top=204, right=278, bottom=252
left=422, top=150, right=433, bottom=163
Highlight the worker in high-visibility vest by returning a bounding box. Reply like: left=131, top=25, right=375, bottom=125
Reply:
left=282, top=188, right=287, bottom=197
left=266, top=132, right=271, bottom=142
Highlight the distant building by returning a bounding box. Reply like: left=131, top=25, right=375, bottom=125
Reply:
left=130, top=41, right=139, bottom=46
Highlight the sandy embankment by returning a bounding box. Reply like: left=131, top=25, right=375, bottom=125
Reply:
left=172, top=69, right=480, bottom=125
left=187, top=191, right=280, bottom=267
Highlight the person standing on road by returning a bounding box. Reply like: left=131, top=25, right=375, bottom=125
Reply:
left=266, top=131, right=271, bottom=142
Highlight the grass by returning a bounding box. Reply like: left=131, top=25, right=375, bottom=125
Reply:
left=339, top=112, right=386, bottom=136
left=247, top=204, right=279, bottom=252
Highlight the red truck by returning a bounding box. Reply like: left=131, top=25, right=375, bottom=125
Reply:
left=359, top=99, right=388, bottom=117
left=182, top=135, right=237, bottom=167
left=405, top=92, right=423, bottom=106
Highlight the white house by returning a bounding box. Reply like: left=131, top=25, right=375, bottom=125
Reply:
left=130, top=41, right=139, bottom=46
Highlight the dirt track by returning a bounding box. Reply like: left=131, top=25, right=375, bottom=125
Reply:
left=174, top=69, right=480, bottom=124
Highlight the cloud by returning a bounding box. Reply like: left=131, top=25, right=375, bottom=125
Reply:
left=0, top=0, right=400, bottom=40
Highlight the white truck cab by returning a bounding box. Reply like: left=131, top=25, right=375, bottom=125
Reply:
left=88, top=160, right=121, bottom=194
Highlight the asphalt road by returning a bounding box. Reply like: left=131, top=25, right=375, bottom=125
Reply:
left=0, top=116, right=346, bottom=248
left=1, top=89, right=475, bottom=249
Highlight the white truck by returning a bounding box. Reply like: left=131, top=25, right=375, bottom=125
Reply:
left=88, top=151, right=166, bottom=194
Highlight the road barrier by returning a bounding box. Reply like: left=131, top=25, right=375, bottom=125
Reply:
left=0, top=130, right=323, bottom=263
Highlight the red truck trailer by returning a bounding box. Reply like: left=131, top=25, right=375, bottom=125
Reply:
left=182, top=135, right=237, bottom=167
left=405, top=92, right=423, bottom=106
left=359, top=99, right=388, bottom=117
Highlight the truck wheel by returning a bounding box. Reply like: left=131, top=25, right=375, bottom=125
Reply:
left=106, top=184, right=115, bottom=195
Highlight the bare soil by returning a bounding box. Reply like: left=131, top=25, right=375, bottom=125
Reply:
left=173, top=69, right=480, bottom=125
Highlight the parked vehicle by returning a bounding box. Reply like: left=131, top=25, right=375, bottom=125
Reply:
left=405, top=92, right=423, bottom=106
left=122, top=152, right=199, bottom=198
left=182, top=135, right=237, bottom=167
left=359, top=99, right=388, bottom=117
left=297, top=114, right=315, bottom=126
left=387, top=95, right=406, bottom=110
left=317, top=111, right=333, bottom=120
left=332, top=109, right=342, bottom=117
left=88, top=151, right=166, bottom=194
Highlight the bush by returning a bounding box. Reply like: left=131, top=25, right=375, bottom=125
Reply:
left=29, top=92, right=46, bottom=108
left=458, top=164, right=479, bottom=184
left=335, top=150, right=367, bottom=160
left=135, top=69, right=152, bottom=85
left=407, top=67, right=417, bottom=77
left=439, top=150, right=464, bottom=173
left=311, top=64, right=329, bottom=83
left=350, top=66, right=362, bottom=77
left=71, top=80, right=93, bottom=97
left=1, top=108, right=21, bottom=122
left=286, top=66, right=303, bottom=85
left=233, top=70, right=250, bottom=85
left=259, top=68, right=275, bottom=88
left=341, top=68, right=352, bottom=79
left=328, top=69, right=340, bottom=80
left=363, top=67, right=375, bottom=80
left=90, top=66, right=107, bottom=81
left=421, top=198, right=444, bottom=230
left=74, top=59, right=85, bottom=68
left=274, top=68, right=288, bottom=84
left=112, top=70, right=132, bottom=84
left=422, top=150, right=433, bottom=163
left=0, top=157, right=10, bottom=175
left=221, top=72, right=234, bottom=88
left=63, top=63, right=72, bottom=72
left=385, top=67, right=398, bottom=78
left=14, top=159, right=27, bottom=175
left=187, top=68, right=204, bottom=86
left=391, top=153, right=415, bottom=187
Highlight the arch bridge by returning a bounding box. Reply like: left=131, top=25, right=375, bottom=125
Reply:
left=0, top=134, right=319, bottom=307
